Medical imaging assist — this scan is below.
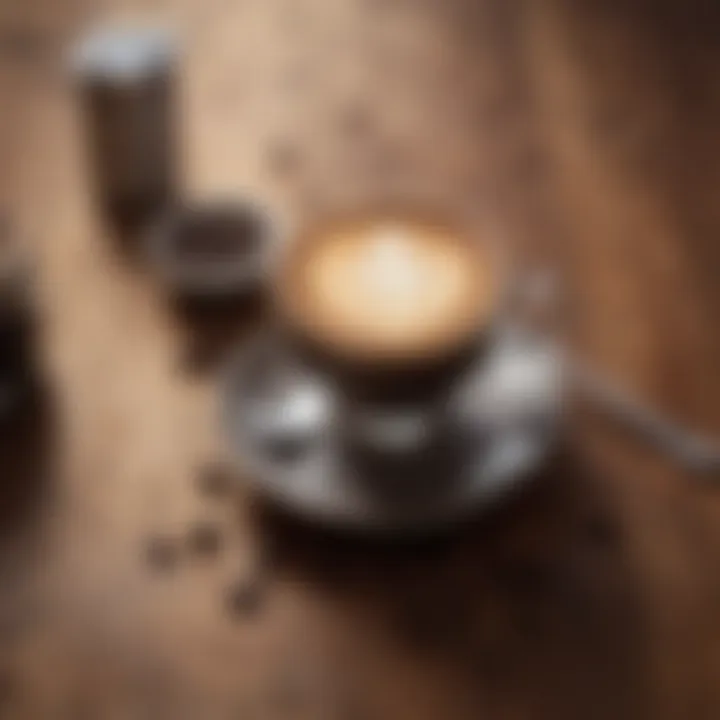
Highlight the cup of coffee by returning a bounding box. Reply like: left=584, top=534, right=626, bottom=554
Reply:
left=273, top=208, right=507, bottom=478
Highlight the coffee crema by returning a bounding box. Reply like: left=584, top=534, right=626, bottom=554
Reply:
left=277, top=214, right=497, bottom=365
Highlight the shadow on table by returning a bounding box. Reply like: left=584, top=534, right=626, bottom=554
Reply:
left=170, top=290, right=267, bottom=377
left=0, top=386, right=58, bottom=544
left=107, top=221, right=267, bottom=378
left=253, top=439, right=650, bottom=718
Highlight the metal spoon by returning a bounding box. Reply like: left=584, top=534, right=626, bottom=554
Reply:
left=519, top=268, right=720, bottom=476
left=570, top=360, right=720, bottom=475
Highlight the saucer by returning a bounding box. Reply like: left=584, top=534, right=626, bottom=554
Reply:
left=219, top=325, right=565, bottom=534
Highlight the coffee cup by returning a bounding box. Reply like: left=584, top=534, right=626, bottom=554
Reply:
left=273, top=207, right=508, bottom=476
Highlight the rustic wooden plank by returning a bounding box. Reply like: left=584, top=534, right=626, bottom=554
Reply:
left=0, top=0, right=719, bottom=717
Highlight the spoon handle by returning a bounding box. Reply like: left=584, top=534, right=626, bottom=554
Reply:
left=569, top=361, right=720, bottom=475
left=518, top=267, right=720, bottom=475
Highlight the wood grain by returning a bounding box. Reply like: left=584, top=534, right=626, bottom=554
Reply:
left=0, top=0, right=719, bottom=717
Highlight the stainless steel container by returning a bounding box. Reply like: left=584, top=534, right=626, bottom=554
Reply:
left=71, top=25, right=179, bottom=228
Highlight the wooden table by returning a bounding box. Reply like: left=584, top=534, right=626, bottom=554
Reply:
left=1, top=0, right=719, bottom=717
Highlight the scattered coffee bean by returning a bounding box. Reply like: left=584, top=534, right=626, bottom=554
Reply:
left=144, top=535, right=179, bottom=573
left=196, top=462, right=235, bottom=498
left=225, top=575, right=265, bottom=619
left=187, top=522, right=222, bottom=556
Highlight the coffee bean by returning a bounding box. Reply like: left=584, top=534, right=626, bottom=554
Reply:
left=187, top=522, right=222, bottom=557
left=225, top=576, right=265, bottom=619
left=144, top=535, right=179, bottom=573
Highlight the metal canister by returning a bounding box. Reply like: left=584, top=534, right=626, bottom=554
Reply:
left=71, top=25, right=179, bottom=229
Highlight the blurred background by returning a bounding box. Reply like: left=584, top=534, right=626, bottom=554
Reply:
left=0, top=0, right=719, bottom=717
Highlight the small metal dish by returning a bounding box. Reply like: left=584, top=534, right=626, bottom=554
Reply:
left=146, top=199, right=283, bottom=303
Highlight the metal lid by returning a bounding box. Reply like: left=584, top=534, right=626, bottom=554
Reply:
left=70, top=24, right=178, bottom=82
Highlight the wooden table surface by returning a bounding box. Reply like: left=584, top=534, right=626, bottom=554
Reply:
left=1, top=0, right=720, bottom=717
